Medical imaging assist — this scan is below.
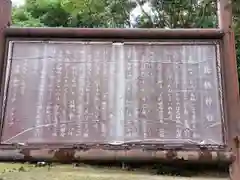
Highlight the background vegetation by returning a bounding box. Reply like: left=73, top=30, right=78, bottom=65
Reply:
left=11, top=0, right=240, bottom=81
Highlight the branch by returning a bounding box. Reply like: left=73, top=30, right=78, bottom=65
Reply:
left=152, top=1, right=165, bottom=28
left=135, top=0, right=154, bottom=27
left=195, top=0, right=212, bottom=28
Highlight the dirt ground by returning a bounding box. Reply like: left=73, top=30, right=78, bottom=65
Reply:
left=0, top=163, right=229, bottom=180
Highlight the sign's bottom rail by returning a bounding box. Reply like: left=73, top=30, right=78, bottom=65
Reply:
left=0, top=148, right=233, bottom=164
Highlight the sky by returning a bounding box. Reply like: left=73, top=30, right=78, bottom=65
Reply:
left=11, top=0, right=24, bottom=6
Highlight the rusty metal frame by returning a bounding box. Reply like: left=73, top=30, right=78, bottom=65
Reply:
left=0, top=0, right=238, bottom=173
left=0, top=34, right=232, bottom=162
left=4, top=28, right=224, bottom=39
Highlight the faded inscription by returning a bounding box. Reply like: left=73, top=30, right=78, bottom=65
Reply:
left=1, top=41, right=224, bottom=145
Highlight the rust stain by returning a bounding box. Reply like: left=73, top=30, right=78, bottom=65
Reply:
left=166, top=150, right=177, bottom=160
left=53, top=149, right=75, bottom=162
left=0, top=147, right=233, bottom=163
left=199, top=149, right=212, bottom=161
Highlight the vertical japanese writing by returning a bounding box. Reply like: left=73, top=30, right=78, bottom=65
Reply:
left=91, top=44, right=102, bottom=141
left=83, top=43, right=91, bottom=139
left=100, top=45, right=110, bottom=139
left=34, top=44, right=48, bottom=138
left=67, top=65, right=77, bottom=137
left=155, top=45, right=164, bottom=139
left=200, top=45, right=223, bottom=144
left=20, top=60, right=28, bottom=96
left=76, top=44, right=86, bottom=137
left=45, top=65, right=54, bottom=126
left=181, top=46, right=189, bottom=140
left=124, top=46, right=134, bottom=139
left=174, top=47, right=181, bottom=131
left=8, top=64, right=21, bottom=127
left=52, top=49, right=63, bottom=138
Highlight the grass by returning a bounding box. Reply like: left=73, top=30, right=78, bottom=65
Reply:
left=0, top=163, right=228, bottom=180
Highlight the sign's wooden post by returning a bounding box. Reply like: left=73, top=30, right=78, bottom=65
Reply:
left=0, top=0, right=11, bottom=90
left=0, top=0, right=11, bottom=140
left=0, top=0, right=11, bottom=79
left=218, top=0, right=240, bottom=179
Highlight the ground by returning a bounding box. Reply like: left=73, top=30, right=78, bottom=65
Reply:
left=0, top=163, right=228, bottom=180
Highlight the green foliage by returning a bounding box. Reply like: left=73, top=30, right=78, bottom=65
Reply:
left=12, top=6, right=44, bottom=27
left=134, top=0, right=217, bottom=28
left=9, top=0, right=222, bottom=29
left=60, top=0, right=135, bottom=28
left=232, top=0, right=240, bottom=81
left=24, top=0, right=71, bottom=27
left=11, top=0, right=134, bottom=28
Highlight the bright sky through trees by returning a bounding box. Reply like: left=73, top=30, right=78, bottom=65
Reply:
left=12, top=0, right=24, bottom=6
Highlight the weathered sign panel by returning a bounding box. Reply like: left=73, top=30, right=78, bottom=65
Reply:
left=1, top=40, right=224, bottom=147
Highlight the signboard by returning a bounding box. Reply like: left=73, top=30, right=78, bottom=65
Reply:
left=1, top=40, right=224, bottom=146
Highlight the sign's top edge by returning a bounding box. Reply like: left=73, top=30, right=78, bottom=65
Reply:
left=8, top=40, right=220, bottom=45
left=4, top=28, right=223, bottom=39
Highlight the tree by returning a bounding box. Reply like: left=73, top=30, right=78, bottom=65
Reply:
left=12, top=0, right=72, bottom=27
left=12, top=5, right=44, bottom=27
left=60, top=0, right=135, bottom=27
left=10, top=0, right=225, bottom=29
left=131, top=0, right=217, bottom=28
left=11, top=0, right=135, bottom=28
left=232, top=0, right=240, bottom=82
